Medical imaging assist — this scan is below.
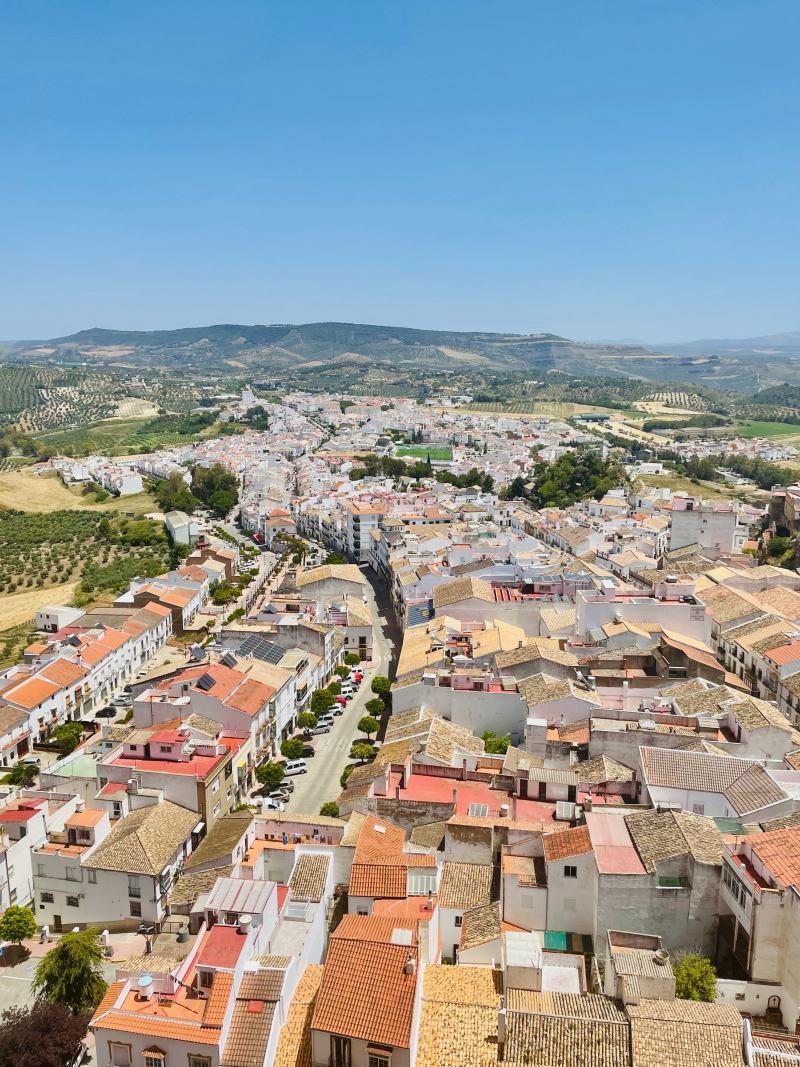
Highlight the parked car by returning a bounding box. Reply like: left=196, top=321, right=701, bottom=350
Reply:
left=283, top=759, right=308, bottom=775
left=95, top=706, right=117, bottom=718
left=21, top=756, right=40, bottom=768
left=111, top=695, right=132, bottom=707
left=274, top=778, right=294, bottom=794
left=269, top=788, right=292, bottom=803
left=311, top=723, right=331, bottom=735
left=317, top=714, right=334, bottom=728
left=261, top=796, right=284, bottom=811
left=333, top=698, right=346, bottom=715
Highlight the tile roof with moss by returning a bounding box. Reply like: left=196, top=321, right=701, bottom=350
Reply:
left=83, top=800, right=199, bottom=875
left=625, top=809, right=723, bottom=873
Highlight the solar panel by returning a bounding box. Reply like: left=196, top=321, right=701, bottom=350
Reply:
left=196, top=672, right=216, bottom=692
left=221, top=651, right=238, bottom=669
left=235, top=633, right=285, bottom=665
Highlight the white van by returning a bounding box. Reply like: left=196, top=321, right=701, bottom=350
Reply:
left=283, top=759, right=308, bottom=775
left=340, top=682, right=354, bottom=698
left=317, top=714, right=334, bottom=729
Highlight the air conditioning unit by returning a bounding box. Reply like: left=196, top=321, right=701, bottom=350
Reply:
left=555, top=801, right=576, bottom=822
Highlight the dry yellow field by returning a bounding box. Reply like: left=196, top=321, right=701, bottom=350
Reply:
left=0, top=582, right=80, bottom=632
left=111, top=397, right=160, bottom=418
left=0, top=468, right=157, bottom=514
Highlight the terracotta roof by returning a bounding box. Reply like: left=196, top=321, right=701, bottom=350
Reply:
left=626, top=998, right=745, bottom=1067
left=289, top=854, right=330, bottom=902
left=220, top=970, right=283, bottom=1067
left=459, top=901, right=501, bottom=951
left=625, top=809, right=722, bottom=873
left=311, top=930, right=418, bottom=1048
left=640, top=746, right=786, bottom=815
left=747, top=825, right=800, bottom=889
left=438, top=861, right=493, bottom=910
left=416, top=965, right=502, bottom=1067
left=84, top=800, right=198, bottom=875
left=543, top=824, right=593, bottom=863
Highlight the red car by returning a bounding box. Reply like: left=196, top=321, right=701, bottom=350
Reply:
left=335, top=695, right=348, bottom=707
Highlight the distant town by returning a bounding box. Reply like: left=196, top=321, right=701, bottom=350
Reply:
left=2, top=381, right=800, bottom=1066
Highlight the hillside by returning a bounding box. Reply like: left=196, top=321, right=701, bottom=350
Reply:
left=5, top=322, right=800, bottom=393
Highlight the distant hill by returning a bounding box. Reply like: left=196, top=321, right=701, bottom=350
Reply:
left=6, top=321, right=800, bottom=393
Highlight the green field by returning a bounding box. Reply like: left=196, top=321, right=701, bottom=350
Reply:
left=396, top=445, right=453, bottom=461
left=37, top=412, right=222, bottom=457
left=736, top=421, right=800, bottom=439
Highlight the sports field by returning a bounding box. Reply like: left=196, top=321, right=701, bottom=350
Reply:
left=396, top=445, right=453, bottom=460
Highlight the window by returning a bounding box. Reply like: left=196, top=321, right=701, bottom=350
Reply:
left=213, top=802, right=221, bottom=818
left=65, top=867, right=80, bottom=882
left=128, top=874, right=141, bottom=898
left=108, top=1043, right=132, bottom=1067
left=66, top=895, right=79, bottom=908
left=212, top=779, right=220, bottom=795
left=188, top=1058, right=211, bottom=1067
left=159, top=745, right=172, bottom=754
left=40, top=891, right=54, bottom=904
left=143, top=1052, right=165, bottom=1067
left=88, top=870, right=97, bottom=884
left=130, top=900, right=142, bottom=917
left=36, top=863, right=46, bottom=877
left=368, top=1055, right=391, bottom=1067
left=454, top=915, right=462, bottom=927
left=199, top=969, right=214, bottom=988
left=564, top=865, right=578, bottom=879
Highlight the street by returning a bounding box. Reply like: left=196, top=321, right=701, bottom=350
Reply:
left=283, top=573, right=393, bottom=814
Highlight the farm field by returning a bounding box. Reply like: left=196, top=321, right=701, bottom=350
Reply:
left=396, top=444, right=453, bottom=461
left=637, top=472, right=769, bottom=503
left=0, top=582, right=81, bottom=633
left=0, top=508, right=171, bottom=631
left=735, top=421, right=800, bottom=439
left=36, top=411, right=221, bottom=457
left=458, top=400, right=623, bottom=417
left=0, top=469, right=158, bottom=514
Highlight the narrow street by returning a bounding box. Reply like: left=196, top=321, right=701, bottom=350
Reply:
left=283, top=572, right=394, bottom=814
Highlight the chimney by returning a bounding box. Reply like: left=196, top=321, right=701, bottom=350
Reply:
left=238, top=914, right=252, bottom=936
left=404, top=953, right=416, bottom=976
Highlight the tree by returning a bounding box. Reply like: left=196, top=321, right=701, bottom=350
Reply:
left=350, top=742, right=375, bottom=763
left=50, top=721, right=83, bottom=754
left=7, top=762, right=36, bottom=787
left=482, top=731, right=511, bottom=754
left=280, top=738, right=305, bottom=761
left=155, top=471, right=198, bottom=514
left=191, top=463, right=239, bottom=517
left=371, top=675, right=391, bottom=698
left=335, top=665, right=350, bottom=678
left=327, top=679, right=341, bottom=696
left=0, top=1001, right=89, bottom=1067
left=32, top=928, right=107, bottom=1014
left=310, top=689, right=335, bottom=717
left=357, top=715, right=380, bottom=740
left=255, top=762, right=285, bottom=790
left=673, top=953, right=717, bottom=1002
left=0, top=905, right=36, bottom=946
left=319, top=802, right=340, bottom=817
left=296, top=712, right=318, bottom=733
left=365, top=697, right=384, bottom=718
left=344, top=652, right=360, bottom=666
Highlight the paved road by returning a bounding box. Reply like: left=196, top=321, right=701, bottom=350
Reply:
left=283, top=577, right=392, bottom=815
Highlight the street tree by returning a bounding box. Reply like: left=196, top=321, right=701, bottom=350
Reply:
left=350, top=742, right=375, bottom=763
left=335, top=665, right=350, bottom=678
left=319, top=802, right=340, bottom=817
left=310, top=689, right=335, bottom=716
left=296, top=711, right=318, bottom=733
left=365, top=697, right=384, bottom=718
left=32, top=928, right=107, bottom=1014
left=0, top=906, right=36, bottom=947
left=255, top=762, right=285, bottom=790
left=371, top=675, right=391, bottom=698
left=357, top=715, right=380, bottom=740
left=344, top=652, right=360, bottom=666
left=280, top=738, right=305, bottom=761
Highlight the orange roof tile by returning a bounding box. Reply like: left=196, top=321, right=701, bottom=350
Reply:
left=543, top=824, right=593, bottom=863
left=311, top=939, right=417, bottom=1048
left=40, top=658, right=88, bottom=686
left=227, top=677, right=274, bottom=716
left=5, top=675, right=60, bottom=709
left=748, top=826, right=800, bottom=889
left=202, top=971, right=233, bottom=1028
left=92, top=1011, right=221, bottom=1044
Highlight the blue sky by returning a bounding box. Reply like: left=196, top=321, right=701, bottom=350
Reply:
left=1, top=0, right=798, bottom=341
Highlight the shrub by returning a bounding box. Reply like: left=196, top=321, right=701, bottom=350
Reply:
left=280, top=738, right=304, bottom=761
left=673, top=953, right=717, bottom=1002
left=319, top=802, right=340, bottom=817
